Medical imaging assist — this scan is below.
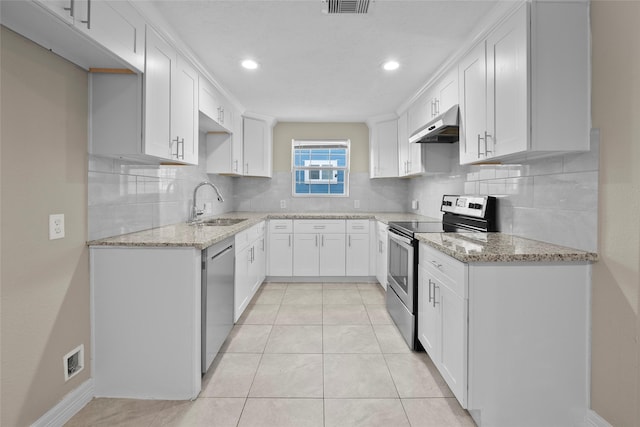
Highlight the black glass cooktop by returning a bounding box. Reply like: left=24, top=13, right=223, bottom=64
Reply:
left=388, top=221, right=445, bottom=236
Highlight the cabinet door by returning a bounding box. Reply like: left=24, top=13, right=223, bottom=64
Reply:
left=371, top=119, right=398, bottom=178
left=79, top=1, right=145, bottom=71
left=459, top=42, right=487, bottom=164
left=487, top=4, right=529, bottom=158
left=407, top=91, right=431, bottom=135
left=243, top=117, right=271, bottom=177
left=171, top=56, right=199, bottom=165
left=320, top=234, right=346, bottom=276
left=438, top=281, right=467, bottom=406
left=269, top=233, right=293, bottom=276
left=231, top=111, right=244, bottom=174
left=234, top=245, right=252, bottom=321
left=418, top=269, right=440, bottom=357
left=293, top=233, right=320, bottom=276
left=144, top=26, right=174, bottom=160
left=346, top=233, right=370, bottom=276
left=397, top=113, right=409, bottom=176
left=255, top=237, right=266, bottom=287
left=376, top=227, right=388, bottom=289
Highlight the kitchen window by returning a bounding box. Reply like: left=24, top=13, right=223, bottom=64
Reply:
left=292, top=140, right=350, bottom=196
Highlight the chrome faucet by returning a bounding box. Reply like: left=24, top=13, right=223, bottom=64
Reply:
left=191, top=181, right=224, bottom=222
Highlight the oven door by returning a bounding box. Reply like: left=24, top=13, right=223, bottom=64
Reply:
left=387, top=228, right=415, bottom=311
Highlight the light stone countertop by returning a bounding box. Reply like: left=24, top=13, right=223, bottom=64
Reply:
left=89, top=212, right=598, bottom=263
left=88, top=211, right=438, bottom=250
left=417, top=232, right=598, bottom=263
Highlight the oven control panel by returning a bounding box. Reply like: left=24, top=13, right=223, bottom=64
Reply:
left=441, top=195, right=491, bottom=218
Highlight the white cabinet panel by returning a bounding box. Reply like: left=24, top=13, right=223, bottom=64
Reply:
left=375, top=222, right=388, bottom=289
left=293, top=233, right=320, bottom=276
left=243, top=117, right=272, bottom=177
left=319, top=234, right=346, bottom=276
left=369, top=119, right=398, bottom=178
left=268, top=233, right=293, bottom=276
left=144, top=26, right=174, bottom=160
left=172, top=56, right=199, bottom=164
left=459, top=2, right=589, bottom=164
left=346, top=233, right=369, bottom=276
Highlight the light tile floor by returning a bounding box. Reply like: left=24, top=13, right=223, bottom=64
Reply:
left=65, top=282, right=476, bottom=427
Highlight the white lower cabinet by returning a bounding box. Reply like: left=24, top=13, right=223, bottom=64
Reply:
left=375, top=221, right=388, bottom=289
left=346, top=220, right=370, bottom=276
left=292, top=220, right=346, bottom=277
left=418, top=248, right=467, bottom=406
left=267, top=220, right=293, bottom=276
left=418, top=243, right=590, bottom=427
left=234, top=221, right=265, bottom=321
left=91, top=246, right=202, bottom=400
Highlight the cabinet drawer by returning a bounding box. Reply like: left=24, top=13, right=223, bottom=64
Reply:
left=269, top=219, right=293, bottom=233
left=347, top=219, right=369, bottom=234
left=419, top=243, right=466, bottom=297
left=293, top=220, right=345, bottom=234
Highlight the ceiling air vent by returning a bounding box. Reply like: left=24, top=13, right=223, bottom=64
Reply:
left=322, top=0, right=371, bottom=14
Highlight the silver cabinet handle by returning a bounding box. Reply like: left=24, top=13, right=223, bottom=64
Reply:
left=348, top=235, right=351, bottom=247
left=245, top=163, right=249, bottom=174
left=288, top=235, right=291, bottom=247
left=484, top=131, right=493, bottom=156
left=313, top=225, right=325, bottom=229
left=64, top=0, right=75, bottom=16
left=433, top=284, right=440, bottom=307
left=233, top=160, right=238, bottom=172
left=428, top=279, right=434, bottom=303
left=275, top=225, right=287, bottom=229
left=435, top=99, right=440, bottom=116
left=430, top=260, right=442, bottom=269
left=80, top=0, right=91, bottom=28
left=477, top=134, right=484, bottom=158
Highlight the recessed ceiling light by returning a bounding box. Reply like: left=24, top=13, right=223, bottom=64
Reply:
left=383, top=61, right=400, bottom=71
left=241, top=59, right=259, bottom=70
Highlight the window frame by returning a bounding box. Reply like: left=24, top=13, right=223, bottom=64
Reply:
left=291, top=139, right=350, bottom=197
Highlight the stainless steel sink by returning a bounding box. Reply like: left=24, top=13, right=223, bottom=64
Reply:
left=199, top=218, right=247, bottom=226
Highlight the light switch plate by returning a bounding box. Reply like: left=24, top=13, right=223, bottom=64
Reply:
left=354, top=200, right=360, bottom=209
left=412, top=200, right=419, bottom=210
left=49, top=214, right=65, bottom=240
left=280, top=200, right=286, bottom=209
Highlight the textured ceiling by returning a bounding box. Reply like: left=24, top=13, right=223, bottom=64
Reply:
left=151, top=0, right=499, bottom=122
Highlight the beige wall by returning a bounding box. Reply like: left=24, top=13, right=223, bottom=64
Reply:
left=1, top=27, right=90, bottom=426
left=591, top=3, right=640, bottom=426
left=272, top=122, right=369, bottom=173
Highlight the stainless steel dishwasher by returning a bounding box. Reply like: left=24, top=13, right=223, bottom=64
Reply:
left=202, top=237, right=235, bottom=374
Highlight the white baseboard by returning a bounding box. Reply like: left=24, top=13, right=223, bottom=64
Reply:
left=585, top=409, right=613, bottom=427
left=31, top=379, right=94, bottom=427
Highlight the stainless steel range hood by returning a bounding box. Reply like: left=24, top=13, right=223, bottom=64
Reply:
left=409, top=105, right=459, bottom=143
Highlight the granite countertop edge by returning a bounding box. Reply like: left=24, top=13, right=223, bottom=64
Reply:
left=87, top=211, right=436, bottom=251
left=416, top=232, right=598, bottom=263
left=88, top=212, right=599, bottom=263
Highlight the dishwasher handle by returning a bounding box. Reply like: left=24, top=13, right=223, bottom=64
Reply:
left=210, top=245, right=233, bottom=261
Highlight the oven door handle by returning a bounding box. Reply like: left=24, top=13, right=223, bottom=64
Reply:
left=388, top=228, right=413, bottom=246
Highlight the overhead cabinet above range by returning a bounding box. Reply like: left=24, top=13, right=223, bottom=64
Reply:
left=90, top=25, right=199, bottom=165
left=458, top=1, right=590, bottom=164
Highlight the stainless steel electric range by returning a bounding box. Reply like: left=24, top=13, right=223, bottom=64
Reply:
left=386, top=195, right=497, bottom=349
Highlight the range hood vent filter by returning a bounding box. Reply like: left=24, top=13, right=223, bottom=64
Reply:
left=323, top=0, right=371, bottom=14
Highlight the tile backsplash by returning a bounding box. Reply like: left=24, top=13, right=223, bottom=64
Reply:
left=88, top=132, right=234, bottom=240
left=409, top=130, right=599, bottom=252
left=90, top=130, right=598, bottom=253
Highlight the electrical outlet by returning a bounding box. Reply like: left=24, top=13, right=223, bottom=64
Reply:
left=63, top=344, right=84, bottom=381
left=49, top=214, right=65, bottom=240
left=354, top=200, right=360, bottom=209
left=280, top=200, right=286, bottom=209
left=412, top=200, right=419, bottom=210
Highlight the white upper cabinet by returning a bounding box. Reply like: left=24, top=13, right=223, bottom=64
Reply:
left=459, top=1, right=590, bottom=164
left=38, top=0, right=144, bottom=71
left=171, top=56, right=199, bottom=164
left=144, top=26, right=175, bottom=160
left=90, top=26, right=198, bottom=165
left=369, top=119, right=399, bottom=178
left=242, top=117, right=272, bottom=178
left=199, top=76, right=232, bottom=133
left=144, top=26, right=198, bottom=165
left=1, top=0, right=145, bottom=71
